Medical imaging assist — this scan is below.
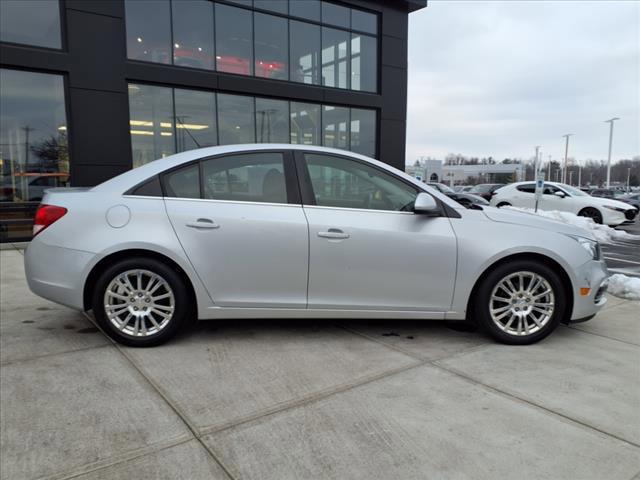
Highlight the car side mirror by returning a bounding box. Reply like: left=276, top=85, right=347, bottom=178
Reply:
left=554, top=191, right=566, bottom=198
left=414, top=192, right=440, bottom=215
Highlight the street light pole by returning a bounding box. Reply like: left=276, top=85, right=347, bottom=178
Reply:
left=534, top=146, right=541, bottom=179
left=562, top=134, right=573, bottom=184
left=605, top=117, right=620, bottom=189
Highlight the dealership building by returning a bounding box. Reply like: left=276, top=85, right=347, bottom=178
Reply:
left=0, top=0, right=426, bottom=241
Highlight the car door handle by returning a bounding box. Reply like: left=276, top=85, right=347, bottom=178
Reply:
left=186, top=218, right=220, bottom=230
left=317, top=229, right=350, bottom=240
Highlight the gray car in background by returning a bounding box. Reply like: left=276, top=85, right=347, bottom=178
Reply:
left=25, top=145, right=608, bottom=347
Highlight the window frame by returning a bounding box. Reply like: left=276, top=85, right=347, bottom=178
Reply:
left=154, top=149, right=301, bottom=205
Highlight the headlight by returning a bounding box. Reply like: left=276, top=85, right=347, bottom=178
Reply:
left=567, top=235, right=600, bottom=260
left=603, top=205, right=626, bottom=212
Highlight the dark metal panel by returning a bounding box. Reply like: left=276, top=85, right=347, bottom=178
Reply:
left=66, top=9, right=127, bottom=92
left=381, top=3, right=409, bottom=40
left=378, top=118, right=406, bottom=171
left=380, top=65, right=407, bottom=121
left=126, top=62, right=219, bottom=91
left=217, top=72, right=325, bottom=102
left=68, top=88, right=132, bottom=169
left=72, top=164, right=131, bottom=187
left=381, top=34, right=407, bottom=68
left=0, top=44, right=70, bottom=72
left=322, top=89, right=382, bottom=108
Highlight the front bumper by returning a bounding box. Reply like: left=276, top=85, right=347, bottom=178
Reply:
left=568, top=259, right=609, bottom=322
left=24, top=238, right=95, bottom=311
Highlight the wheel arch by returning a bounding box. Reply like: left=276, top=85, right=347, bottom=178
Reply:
left=466, top=252, right=574, bottom=324
left=83, top=248, right=198, bottom=313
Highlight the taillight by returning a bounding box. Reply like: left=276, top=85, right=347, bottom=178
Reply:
left=33, top=204, right=67, bottom=237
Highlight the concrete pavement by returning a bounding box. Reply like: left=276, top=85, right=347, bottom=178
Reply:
left=1, top=246, right=639, bottom=479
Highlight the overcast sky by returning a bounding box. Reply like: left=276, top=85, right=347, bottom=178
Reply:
left=406, top=0, right=639, bottom=165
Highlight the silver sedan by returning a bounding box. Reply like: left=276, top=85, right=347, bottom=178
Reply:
left=25, top=145, right=609, bottom=347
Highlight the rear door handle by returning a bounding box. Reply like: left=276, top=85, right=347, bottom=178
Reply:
left=318, top=228, right=350, bottom=240
left=186, top=218, right=220, bottom=230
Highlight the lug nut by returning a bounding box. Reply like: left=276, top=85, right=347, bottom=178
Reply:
left=133, top=307, right=139, bottom=311
left=138, top=292, right=143, bottom=297
left=145, top=298, right=150, bottom=303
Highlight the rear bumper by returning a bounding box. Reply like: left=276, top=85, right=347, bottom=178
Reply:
left=24, top=238, right=95, bottom=310
left=569, top=259, right=609, bottom=322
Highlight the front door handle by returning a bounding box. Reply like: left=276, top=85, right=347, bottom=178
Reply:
left=318, top=228, right=350, bottom=240
left=186, top=218, right=220, bottom=230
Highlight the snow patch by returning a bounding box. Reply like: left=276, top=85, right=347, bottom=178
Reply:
left=607, top=274, right=640, bottom=301
left=504, top=207, right=640, bottom=244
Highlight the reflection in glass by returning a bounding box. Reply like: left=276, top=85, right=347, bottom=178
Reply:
left=322, top=2, right=349, bottom=28
left=351, top=9, right=377, bottom=34
left=290, top=102, right=320, bottom=145
left=289, top=0, right=320, bottom=21
left=254, top=13, right=288, bottom=80
left=254, top=0, right=288, bottom=14
left=350, top=108, right=376, bottom=158
left=322, top=27, right=349, bottom=89
left=172, top=0, right=215, bottom=70
left=0, top=0, right=62, bottom=48
left=322, top=105, right=349, bottom=149
left=290, top=20, right=321, bottom=85
left=128, top=84, right=175, bottom=167
left=174, top=89, right=217, bottom=152
left=351, top=34, right=377, bottom=92
left=256, top=98, right=289, bottom=143
left=0, top=69, right=69, bottom=240
left=125, top=0, right=172, bottom=64
left=215, top=4, right=253, bottom=76
left=217, top=94, right=256, bottom=144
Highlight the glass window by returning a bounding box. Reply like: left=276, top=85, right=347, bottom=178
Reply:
left=254, top=13, right=288, bottom=80
left=350, top=108, right=376, bottom=158
left=289, top=0, right=320, bottom=21
left=217, top=94, right=256, bottom=144
left=128, top=84, right=175, bottom=168
left=202, top=152, right=287, bottom=203
left=0, top=69, right=69, bottom=241
left=172, top=0, right=215, bottom=70
left=255, top=98, right=289, bottom=143
left=254, top=0, right=288, bottom=14
left=163, top=163, right=200, bottom=198
left=351, top=9, right=377, bottom=34
left=322, top=105, right=349, bottom=149
left=322, top=27, right=349, bottom=89
left=304, top=154, right=417, bottom=211
left=215, top=4, right=253, bottom=76
left=516, top=184, right=535, bottom=193
left=0, top=0, right=61, bottom=49
left=174, top=89, right=217, bottom=152
left=322, top=2, right=350, bottom=28
left=351, top=34, right=377, bottom=92
left=290, top=102, right=320, bottom=145
left=125, top=0, right=171, bottom=64
left=290, top=20, right=321, bottom=85
left=225, top=0, right=253, bottom=6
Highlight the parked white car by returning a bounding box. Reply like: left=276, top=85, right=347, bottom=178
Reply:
left=490, top=181, right=637, bottom=226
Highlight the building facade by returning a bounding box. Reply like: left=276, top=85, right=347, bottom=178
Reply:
left=0, top=0, right=426, bottom=242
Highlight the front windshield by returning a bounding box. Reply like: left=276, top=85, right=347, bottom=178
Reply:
left=557, top=184, right=587, bottom=196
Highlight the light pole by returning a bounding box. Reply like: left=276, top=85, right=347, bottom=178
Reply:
left=627, top=167, right=631, bottom=192
left=562, top=134, right=573, bottom=184
left=569, top=170, right=574, bottom=186
left=534, top=146, right=541, bottom=179
left=605, top=117, right=620, bottom=189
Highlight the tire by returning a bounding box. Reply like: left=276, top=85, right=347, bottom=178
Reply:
left=578, top=207, right=603, bottom=224
left=474, top=260, right=566, bottom=345
left=496, top=202, right=512, bottom=208
left=92, top=257, right=191, bottom=347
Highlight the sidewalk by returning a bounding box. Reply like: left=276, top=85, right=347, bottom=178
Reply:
left=1, top=246, right=639, bottom=480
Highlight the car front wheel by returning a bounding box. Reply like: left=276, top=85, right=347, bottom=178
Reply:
left=92, top=258, right=190, bottom=347
left=474, top=260, right=566, bottom=345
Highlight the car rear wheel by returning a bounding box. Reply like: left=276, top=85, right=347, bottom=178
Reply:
left=578, top=207, right=603, bottom=224
left=92, top=258, right=190, bottom=347
left=474, top=260, right=565, bottom=345
left=496, top=202, right=511, bottom=208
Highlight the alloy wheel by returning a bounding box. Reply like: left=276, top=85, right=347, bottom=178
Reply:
left=489, top=271, right=555, bottom=336
left=103, top=269, right=175, bottom=337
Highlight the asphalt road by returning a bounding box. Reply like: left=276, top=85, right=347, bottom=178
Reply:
left=603, top=221, right=640, bottom=277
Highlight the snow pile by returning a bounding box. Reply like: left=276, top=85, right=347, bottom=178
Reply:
left=607, top=274, right=640, bottom=301
left=504, top=207, right=640, bottom=244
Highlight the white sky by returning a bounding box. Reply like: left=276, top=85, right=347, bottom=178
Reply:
left=406, top=0, right=640, bottom=164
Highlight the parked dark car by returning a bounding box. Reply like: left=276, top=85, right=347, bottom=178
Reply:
left=588, top=188, right=618, bottom=199
left=618, top=193, right=640, bottom=210
left=428, top=183, right=490, bottom=208
left=469, top=183, right=506, bottom=201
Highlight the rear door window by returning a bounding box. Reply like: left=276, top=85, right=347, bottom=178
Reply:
left=163, top=163, right=200, bottom=199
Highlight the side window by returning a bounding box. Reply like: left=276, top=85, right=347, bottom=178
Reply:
left=163, top=163, right=200, bottom=199
left=516, top=184, right=535, bottom=193
left=304, top=154, right=417, bottom=211
left=201, top=152, right=287, bottom=204
left=543, top=186, right=557, bottom=195
left=131, top=176, right=163, bottom=197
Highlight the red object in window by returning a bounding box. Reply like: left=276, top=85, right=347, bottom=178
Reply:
left=33, top=204, right=67, bottom=237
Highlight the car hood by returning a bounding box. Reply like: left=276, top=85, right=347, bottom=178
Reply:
left=482, top=207, right=596, bottom=241
left=587, top=196, right=635, bottom=210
